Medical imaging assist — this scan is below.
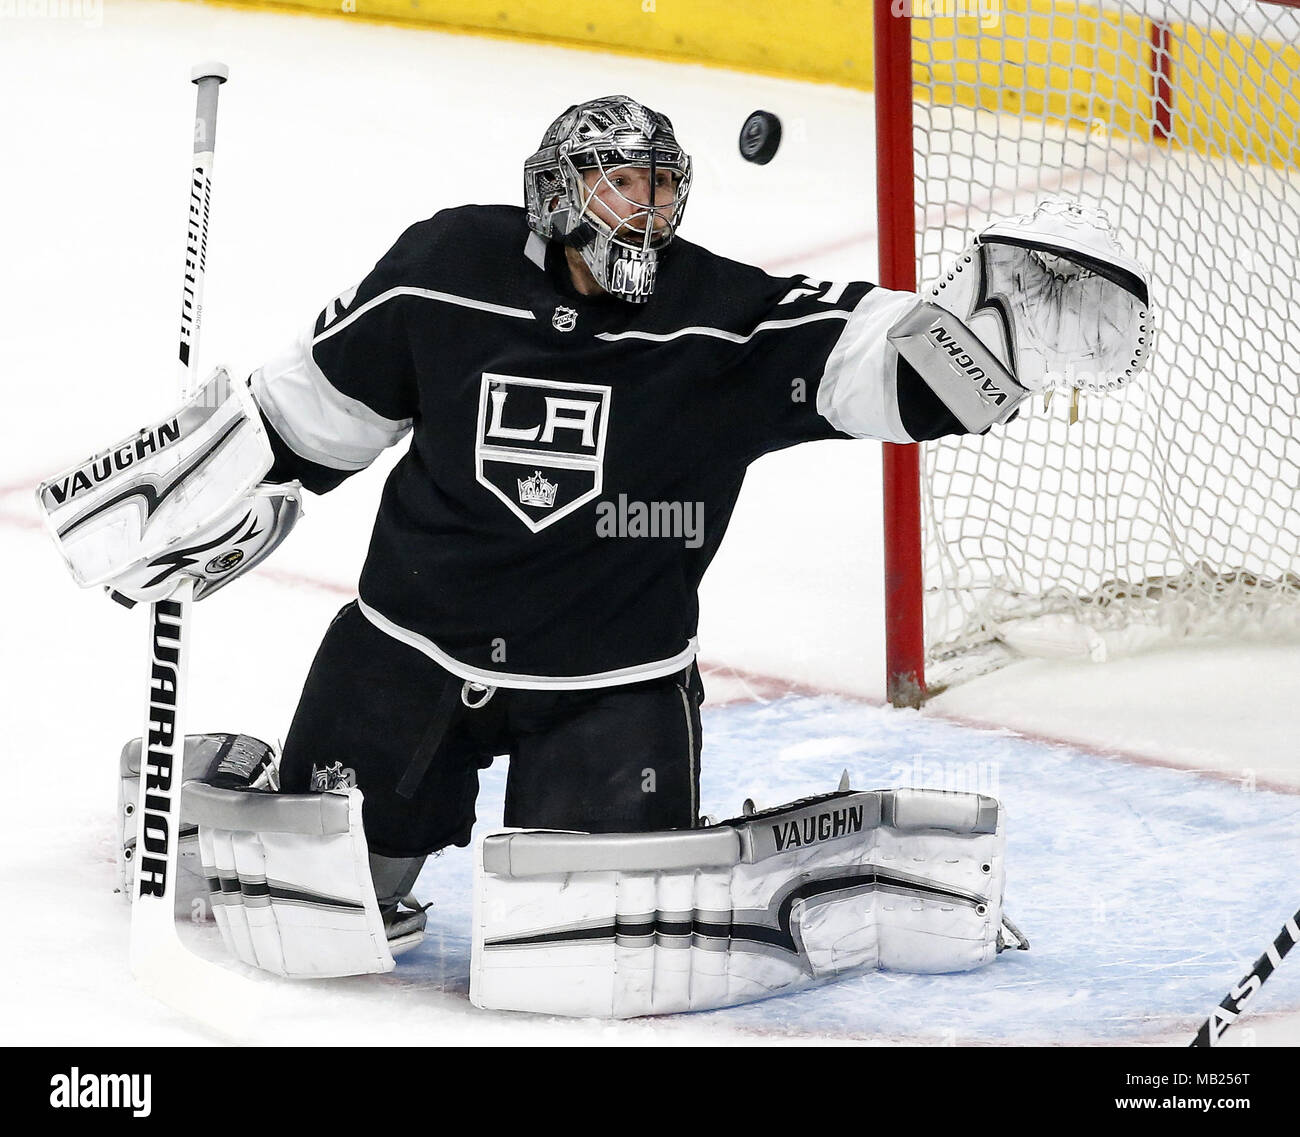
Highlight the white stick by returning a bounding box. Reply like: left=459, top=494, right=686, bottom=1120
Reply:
left=177, top=62, right=226, bottom=399
left=129, top=62, right=256, bottom=1038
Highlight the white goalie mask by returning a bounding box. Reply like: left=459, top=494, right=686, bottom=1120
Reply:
left=524, top=95, right=692, bottom=303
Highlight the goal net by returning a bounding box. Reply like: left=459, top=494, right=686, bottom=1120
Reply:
left=878, top=0, right=1300, bottom=691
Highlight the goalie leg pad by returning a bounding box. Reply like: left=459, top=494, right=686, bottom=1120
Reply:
left=117, top=732, right=278, bottom=903
left=189, top=784, right=410, bottom=978
left=470, top=786, right=1013, bottom=1018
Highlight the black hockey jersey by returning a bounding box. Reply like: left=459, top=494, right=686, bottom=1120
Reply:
left=252, top=205, right=959, bottom=688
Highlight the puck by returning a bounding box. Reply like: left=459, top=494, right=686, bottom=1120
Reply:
left=739, top=110, right=782, bottom=165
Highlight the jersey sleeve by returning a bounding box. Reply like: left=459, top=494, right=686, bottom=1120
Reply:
left=735, top=275, right=971, bottom=460
left=251, top=221, right=428, bottom=492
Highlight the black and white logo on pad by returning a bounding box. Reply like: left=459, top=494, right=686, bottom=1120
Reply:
left=476, top=373, right=611, bottom=532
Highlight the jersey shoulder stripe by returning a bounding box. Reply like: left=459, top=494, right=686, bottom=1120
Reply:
left=315, top=285, right=536, bottom=347
left=593, top=308, right=851, bottom=345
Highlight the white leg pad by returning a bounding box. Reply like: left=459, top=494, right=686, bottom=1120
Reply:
left=190, top=785, right=397, bottom=978
left=116, top=732, right=272, bottom=910
left=471, top=787, right=1011, bottom=1018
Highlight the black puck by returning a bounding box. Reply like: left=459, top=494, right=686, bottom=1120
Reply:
left=739, top=109, right=782, bottom=165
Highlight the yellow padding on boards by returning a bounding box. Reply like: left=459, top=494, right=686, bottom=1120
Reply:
left=914, top=0, right=1300, bottom=169
left=1171, top=19, right=1300, bottom=167
left=189, top=0, right=878, bottom=88
left=177, top=0, right=1300, bottom=168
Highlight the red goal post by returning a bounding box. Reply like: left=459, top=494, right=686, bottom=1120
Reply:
left=875, top=0, right=1300, bottom=706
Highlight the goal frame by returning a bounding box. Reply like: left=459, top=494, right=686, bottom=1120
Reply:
left=875, top=0, right=924, bottom=707
left=874, top=0, right=1300, bottom=708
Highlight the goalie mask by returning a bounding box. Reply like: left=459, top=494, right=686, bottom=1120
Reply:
left=524, top=95, right=692, bottom=303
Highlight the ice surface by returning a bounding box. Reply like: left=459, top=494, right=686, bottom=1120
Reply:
left=152, top=694, right=1300, bottom=1045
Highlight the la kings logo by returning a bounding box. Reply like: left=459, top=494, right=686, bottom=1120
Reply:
left=475, top=373, right=611, bottom=532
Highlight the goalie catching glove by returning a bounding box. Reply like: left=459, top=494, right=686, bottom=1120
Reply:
left=36, top=367, right=301, bottom=604
left=889, top=198, right=1152, bottom=433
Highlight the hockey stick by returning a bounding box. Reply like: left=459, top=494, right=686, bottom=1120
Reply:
left=1190, top=907, right=1300, bottom=1046
left=129, top=63, right=256, bottom=1038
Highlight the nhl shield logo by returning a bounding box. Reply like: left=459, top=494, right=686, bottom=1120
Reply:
left=476, top=373, right=611, bottom=532
left=552, top=306, right=578, bottom=332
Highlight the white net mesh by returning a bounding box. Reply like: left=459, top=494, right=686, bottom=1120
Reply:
left=911, top=0, right=1300, bottom=681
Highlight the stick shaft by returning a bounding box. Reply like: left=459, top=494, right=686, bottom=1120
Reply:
left=130, top=68, right=227, bottom=976
left=1191, top=909, right=1300, bottom=1046
left=177, top=71, right=225, bottom=398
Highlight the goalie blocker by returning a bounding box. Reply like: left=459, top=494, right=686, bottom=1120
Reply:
left=36, top=367, right=302, bottom=605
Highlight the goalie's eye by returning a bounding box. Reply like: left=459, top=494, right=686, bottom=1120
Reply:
left=606, top=169, right=678, bottom=202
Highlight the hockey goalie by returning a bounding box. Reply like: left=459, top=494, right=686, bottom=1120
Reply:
left=38, top=95, right=1147, bottom=1017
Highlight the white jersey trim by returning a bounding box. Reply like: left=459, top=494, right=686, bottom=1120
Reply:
left=315, top=286, right=536, bottom=347
left=817, top=288, right=918, bottom=443
left=594, top=308, right=850, bottom=345
left=357, top=598, right=700, bottom=690
left=252, top=326, right=412, bottom=472
left=254, top=283, right=537, bottom=474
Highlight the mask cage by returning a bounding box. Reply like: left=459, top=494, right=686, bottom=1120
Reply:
left=559, top=143, right=692, bottom=254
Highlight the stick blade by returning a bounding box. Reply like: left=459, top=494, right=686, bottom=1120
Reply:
left=131, top=903, right=259, bottom=1040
